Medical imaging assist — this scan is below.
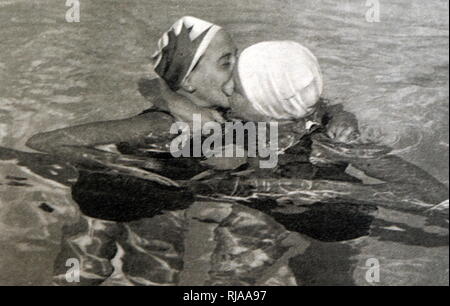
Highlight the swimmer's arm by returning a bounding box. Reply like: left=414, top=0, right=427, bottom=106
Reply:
left=310, top=136, right=448, bottom=205
left=346, top=155, right=449, bottom=204
left=26, top=111, right=173, bottom=166
left=157, top=78, right=225, bottom=126
left=139, top=77, right=225, bottom=126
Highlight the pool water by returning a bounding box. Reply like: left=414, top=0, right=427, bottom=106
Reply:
left=0, top=0, right=448, bottom=285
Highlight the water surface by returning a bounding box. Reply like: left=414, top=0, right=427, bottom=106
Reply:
left=0, top=0, right=448, bottom=285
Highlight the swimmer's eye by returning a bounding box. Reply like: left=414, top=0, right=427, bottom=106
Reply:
left=218, top=53, right=235, bottom=69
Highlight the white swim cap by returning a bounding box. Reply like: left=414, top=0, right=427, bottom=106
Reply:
left=238, top=41, right=323, bottom=120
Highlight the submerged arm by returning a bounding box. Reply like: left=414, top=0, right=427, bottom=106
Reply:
left=140, top=77, right=225, bottom=129
left=310, top=135, right=449, bottom=205
left=26, top=111, right=174, bottom=167
left=192, top=136, right=448, bottom=213
left=344, top=154, right=448, bottom=204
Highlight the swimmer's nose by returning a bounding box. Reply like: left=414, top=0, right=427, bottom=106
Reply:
left=222, top=78, right=235, bottom=97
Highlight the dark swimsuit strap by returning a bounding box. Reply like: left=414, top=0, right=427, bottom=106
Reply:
left=139, top=107, right=173, bottom=117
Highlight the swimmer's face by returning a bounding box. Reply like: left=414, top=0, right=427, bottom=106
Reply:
left=182, top=30, right=237, bottom=109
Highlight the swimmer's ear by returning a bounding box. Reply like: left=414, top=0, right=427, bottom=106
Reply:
left=180, top=77, right=196, bottom=93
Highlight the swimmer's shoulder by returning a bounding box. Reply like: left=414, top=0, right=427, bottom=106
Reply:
left=125, top=108, right=177, bottom=138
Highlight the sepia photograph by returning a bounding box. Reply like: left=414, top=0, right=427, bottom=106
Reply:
left=0, top=0, right=448, bottom=289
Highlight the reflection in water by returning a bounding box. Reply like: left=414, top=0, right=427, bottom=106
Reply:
left=290, top=240, right=359, bottom=286
left=271, top=202, right=377, bottom=242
